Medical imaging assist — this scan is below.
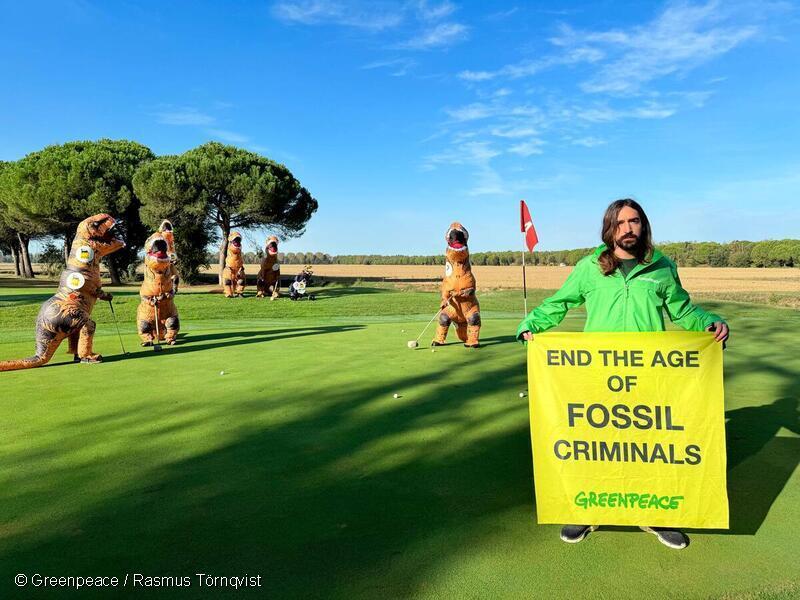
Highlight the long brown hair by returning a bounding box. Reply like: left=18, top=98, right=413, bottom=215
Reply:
left=597, top=198, right=654, bottom=276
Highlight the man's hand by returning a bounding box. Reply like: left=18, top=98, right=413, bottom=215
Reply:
left=522, top=331, right=533, bottom=341
left=707, top=321, right=729, bottom=344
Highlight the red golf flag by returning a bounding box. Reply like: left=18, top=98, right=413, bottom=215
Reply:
left=520, top=200, right=539, bottom=252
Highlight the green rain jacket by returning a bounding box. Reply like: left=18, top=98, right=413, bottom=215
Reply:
left=516, top=246, right=725, bottom=339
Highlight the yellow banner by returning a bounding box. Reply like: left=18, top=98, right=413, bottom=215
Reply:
left=527, top=332, right=728, bottom=528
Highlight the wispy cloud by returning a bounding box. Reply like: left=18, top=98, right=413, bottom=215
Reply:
left=271, top=0, right=467, bottom=48
left=414, top=0, right=456, bottom=21
left=155, top=107, right=215, bottom=126
left=399, top=22, right=468, bottom=49
left=508, top=139, right=545, bottom=157
left=361, top=57, right=417, bottom=76
left=571, top=136, right=607, bottom=147
left=271, top=0, right=403, bottom=31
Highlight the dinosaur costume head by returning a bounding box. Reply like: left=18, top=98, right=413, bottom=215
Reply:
left=265, top=235, right=279, bottom=256
left=445, top=222, right=469, bottom=263
left=228, top=231, right=243, bottom=255
left=159, top=219, right=177, bottom=263
left=68, top=214, right=126, bottom=269
left=144, top=232, right=172, bottom=274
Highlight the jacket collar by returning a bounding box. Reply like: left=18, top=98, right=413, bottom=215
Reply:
left=591, top=245, right=665, bottom=278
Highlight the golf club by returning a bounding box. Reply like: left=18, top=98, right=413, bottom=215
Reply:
left=152, top=299, right=163, bottom=352
left=107, top=299, right=129, bottom=355
left=407, top=297, right=452, bottom=349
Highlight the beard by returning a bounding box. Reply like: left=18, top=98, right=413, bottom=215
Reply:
left=616, top=234, right=641, bottom=252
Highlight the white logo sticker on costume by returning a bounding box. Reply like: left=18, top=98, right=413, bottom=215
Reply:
left=272, top=263, right=280, bottom=271
left=66, top=272, right=86, bottom=290
left=445, top=261, right=453, bottom=277
left=75, top=245, right=94, bottom=264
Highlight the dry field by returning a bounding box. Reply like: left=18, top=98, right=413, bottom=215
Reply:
left=269, top=264, right=800, bottom=293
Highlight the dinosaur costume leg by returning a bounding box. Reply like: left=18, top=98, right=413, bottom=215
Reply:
left=137, top=302, right=156, bottom=345
left=465, top=305, right=481, bottom=348
left=77, top=319, right=101, bottom=362
left=433, top=305, right=458, bottom=345
left=67, top=330, right=80, bottom=359
left=256, top=276, right=266, bottom=298
left=223, top=267, right=234, bottom=297
left=165, top=314, right=180, bottom=345
left=235, top=269, right=246, bottom=296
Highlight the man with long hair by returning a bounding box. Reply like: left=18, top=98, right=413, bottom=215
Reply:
left=517, top=198, right=729, bottom=550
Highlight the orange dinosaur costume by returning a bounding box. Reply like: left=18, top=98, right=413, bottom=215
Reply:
left=137, top=231, right=180, bottom=345
left=432, top=222, right=481, bottom=348
left=256, top=235, right=281, bottom=299
left=223, top=231, right=246, bottom=297
left=0, top=214, right=125, bottom=371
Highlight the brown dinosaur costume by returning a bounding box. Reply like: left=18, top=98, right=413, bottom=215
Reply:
left=0, top=214, right=125, bottom=371
left=256, top=235, right=281, bottom=299
left=432, top=222, right=481, bottom=348
left=223, top=231, right=245, bottom=297
left=137, top=232, right=180, bottom=346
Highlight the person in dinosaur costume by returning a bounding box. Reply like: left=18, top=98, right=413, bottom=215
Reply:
left=256, top=235, right=281, bottom=299
left=137, top=231, right=180, bottom=346
left=432, top=222, right=481, bottom=348
left=0, top=214, right=125, bottom=371
left=223, top=231, right=246, bottom=297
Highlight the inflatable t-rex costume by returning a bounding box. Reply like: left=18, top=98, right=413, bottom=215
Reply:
left=223, top=231, right=245, bottom=297
left=256, top=235, right=281, bottom=299
left=432, top=222, right=481, bottom=348
left=0, top=214, right=125, bottom=371
left=137, top=231, right=180, bottom=346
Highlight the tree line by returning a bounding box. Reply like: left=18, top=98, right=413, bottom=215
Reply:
left=180, top=240, right=799, bottom=268
left=0, top=139, right=317, bottom=283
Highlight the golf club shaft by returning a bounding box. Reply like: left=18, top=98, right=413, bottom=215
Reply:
left=415, top=297, right=451, bottom=343
left=153, top=299, right=161, bottom=345
left=108, top=300, right=127, bottom=354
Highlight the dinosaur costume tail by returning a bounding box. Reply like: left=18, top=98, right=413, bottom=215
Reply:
left=0, top=337, right=63, bottom=372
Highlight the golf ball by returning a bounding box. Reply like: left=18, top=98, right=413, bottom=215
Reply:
left=220, top=371, right=225, bottom=375
left=519, top=392, right=526, bottom=398
left=431, top=349, right=436, bottom=353
left=393, top=393, right=399, bottom=398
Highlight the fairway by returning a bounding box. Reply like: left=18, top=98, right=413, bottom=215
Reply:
left=1, top=282, right=799, bottom=599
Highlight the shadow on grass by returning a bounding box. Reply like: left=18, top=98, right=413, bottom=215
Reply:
left=102, top=325, right=366, bottom=363
left=716, top=312, right=800, bottom=535
left=1, top=357, right=533, bottom=599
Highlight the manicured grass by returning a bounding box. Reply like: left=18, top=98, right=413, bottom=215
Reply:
left=1, top=280, right=799, bottom=599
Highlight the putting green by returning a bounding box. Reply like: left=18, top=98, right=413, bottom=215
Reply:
left=1, top=283, right=798, bottom=599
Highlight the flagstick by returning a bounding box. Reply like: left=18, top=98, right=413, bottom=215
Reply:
left=521, top=235, right=528, bottom=316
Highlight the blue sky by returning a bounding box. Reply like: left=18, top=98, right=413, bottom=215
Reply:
left=1, top=0, right=798, bottom=254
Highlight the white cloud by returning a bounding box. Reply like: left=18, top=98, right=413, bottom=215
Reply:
left=399, top=22, right=468, bottom=49
left=444, top=102, right=495, bottom=122
left=414, top=0, right=456, bottom=21
left=570, top=1, right=759, bottom=94
left=361, top=57, right=416, bottom=75
left=271, top=0, right=404, bottom=31
left=571, top=136, right=607, bottom=147
left=155, top=107, right=215, bottom=126
left=508, top=139, right=545, bottom=157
